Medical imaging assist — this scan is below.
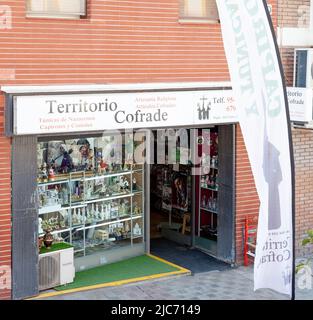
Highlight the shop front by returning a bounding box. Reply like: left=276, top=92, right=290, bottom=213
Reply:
left=3, top=83, right=239, bottom=299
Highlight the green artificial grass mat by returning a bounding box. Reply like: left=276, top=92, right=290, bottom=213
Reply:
left=40, top=242, right=73, bottom=255
left=55, top=254, right=181, bottom=291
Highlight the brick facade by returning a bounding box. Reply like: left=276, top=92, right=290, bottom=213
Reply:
left=235, top=126, right=259, bottom=265
left=278, top=0, right=313, bottom=257
left=293, top=129, right=313, bottom=257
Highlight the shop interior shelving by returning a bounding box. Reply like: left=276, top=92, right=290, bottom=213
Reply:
left=199, top=164, right=218, bottom=238
left=37, top=165, right=144, bottom=257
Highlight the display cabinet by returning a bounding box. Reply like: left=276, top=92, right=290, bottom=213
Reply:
left=198, top=128, right=219, bottom=241
left=37, top=137, right=145, bottom=259
left=199, top=157, right=218, bottom=239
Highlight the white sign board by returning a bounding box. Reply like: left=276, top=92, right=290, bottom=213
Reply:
left=12, top=87, right=313, bottom=135
left=13, top=90, right=237, bottom=135
left=287, top=87, right=313, bottom=123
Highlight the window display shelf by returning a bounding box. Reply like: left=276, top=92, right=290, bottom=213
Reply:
left=132, top=189, right=143, bottom=195
left=200, top=207, right=218, bottom=214
left=76, top=215, right=143, bottom=231
left=132, top=235, right=143, bottom=240
left=84, top=192, right=132, bottom=205
left=83, top=214, right=132, bottom=227
left=38, top=189, right=142, bottom=216
left=39, top=227, right=72, bottom=238
left=38, top=168, right=144, bottom=186
left=39, top=205, right=62, bottom=215
left=201, top=186, right=218, bottom=192
left=39, top=203, right=87, bottom=216
left=38, top=180, right=70, bottom=187
left=84, top=170, right=134, bottom=181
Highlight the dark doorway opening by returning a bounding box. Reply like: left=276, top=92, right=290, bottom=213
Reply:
left=150, top=238, right=230, bottom=274
left=149, top=126, right=235, bottom=270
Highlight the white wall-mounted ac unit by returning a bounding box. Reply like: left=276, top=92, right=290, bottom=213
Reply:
left=39, top=247, right=75, bottom=291
left=292, top=121, right=313, bottom=129
left=294, top=48, right=313, bottom=88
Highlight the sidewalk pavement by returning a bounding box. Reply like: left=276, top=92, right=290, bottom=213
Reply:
left=39, top=264, right=313, bottom=300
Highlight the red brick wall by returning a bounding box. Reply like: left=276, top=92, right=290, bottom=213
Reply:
left=293, top=128, right=313, bottom=257
left=235, top=125, right=260, bottom=265
left=280, top=47, right=295, bottom=87
left=0, top=0, right=231, bottom=85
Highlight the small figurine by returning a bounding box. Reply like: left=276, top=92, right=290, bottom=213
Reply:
left=54, top=145, right=74, bottom=174
left=133, top=223, right=142, bottom=236
left=60, top=186, right=69, bottom=206
left=97, top=157, right=102, bottom=175
left=41, top=162, right=48, bottom=183
left=48, top=167, right=55, bottom=181
left=202, top=195, right=207, bottom=208
left=105, top=203, right=111, bottom=220
left=96, top=204, right=101, bottom=220
left=100, top=205, right=105, bottom=221
left=201, top=176, right=205, bottom=187
left=43, top=230, right=54, bottom=249
left=77, top=208, right=82, bottom=224
left=124, top=221, right=130, bottom=233
left=100, top=158, right=108, bottom=174
left=211, top=156, right=217, bottom=168
left=134, top=202, right=141, bottom=215
left=206, top=175, right=211, bottom=188
left=132, top=177, right=137, bottom=191
left=38, top=217, right=43, bottom=234
left=119, top=176, right=129, bottom=192
left=72, top=208, right=78, bottom=225
left=201, top=153, right=210, bottom=174
left=123, top=162, right=129, bottom=171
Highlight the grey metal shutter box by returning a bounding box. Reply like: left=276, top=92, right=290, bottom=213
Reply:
left=12, top=136, right=39, bottom=300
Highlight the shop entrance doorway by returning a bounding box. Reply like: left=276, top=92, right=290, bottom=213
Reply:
left=149, top=125, right=235, bottom=267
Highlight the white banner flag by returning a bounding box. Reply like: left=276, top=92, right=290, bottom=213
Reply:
left=216, top=0, right=294, bottom=297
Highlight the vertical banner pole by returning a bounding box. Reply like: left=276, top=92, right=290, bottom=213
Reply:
left=216, top=0, right=295, bottom=298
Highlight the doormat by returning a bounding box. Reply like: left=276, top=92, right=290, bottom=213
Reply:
left=35, top=254, right=190, bottom=298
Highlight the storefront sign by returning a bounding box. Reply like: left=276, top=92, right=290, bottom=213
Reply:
left=217, top=0, right=294, bottom=297
left=287, top=87, right=313, bottom=123
left=12, top=86, right=313, bottom=135
left=13, top=90, right=237, bottom=135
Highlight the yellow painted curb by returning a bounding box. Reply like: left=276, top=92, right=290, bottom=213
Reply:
left=28, top=255, right=191, bottom=300
left=147, top=254, right=190, bottom=273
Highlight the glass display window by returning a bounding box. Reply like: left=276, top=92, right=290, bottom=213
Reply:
left=37, top=133, right=145, bottom=260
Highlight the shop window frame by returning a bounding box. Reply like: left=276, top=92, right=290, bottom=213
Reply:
left=36, top=131, right=146, bottom=262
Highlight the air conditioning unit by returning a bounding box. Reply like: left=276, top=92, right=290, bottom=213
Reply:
left=39, top=247, right=75, bottom=291
left=294, top=48, right=313, bottom=88
left=292, top=121, right=313, bottom=129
